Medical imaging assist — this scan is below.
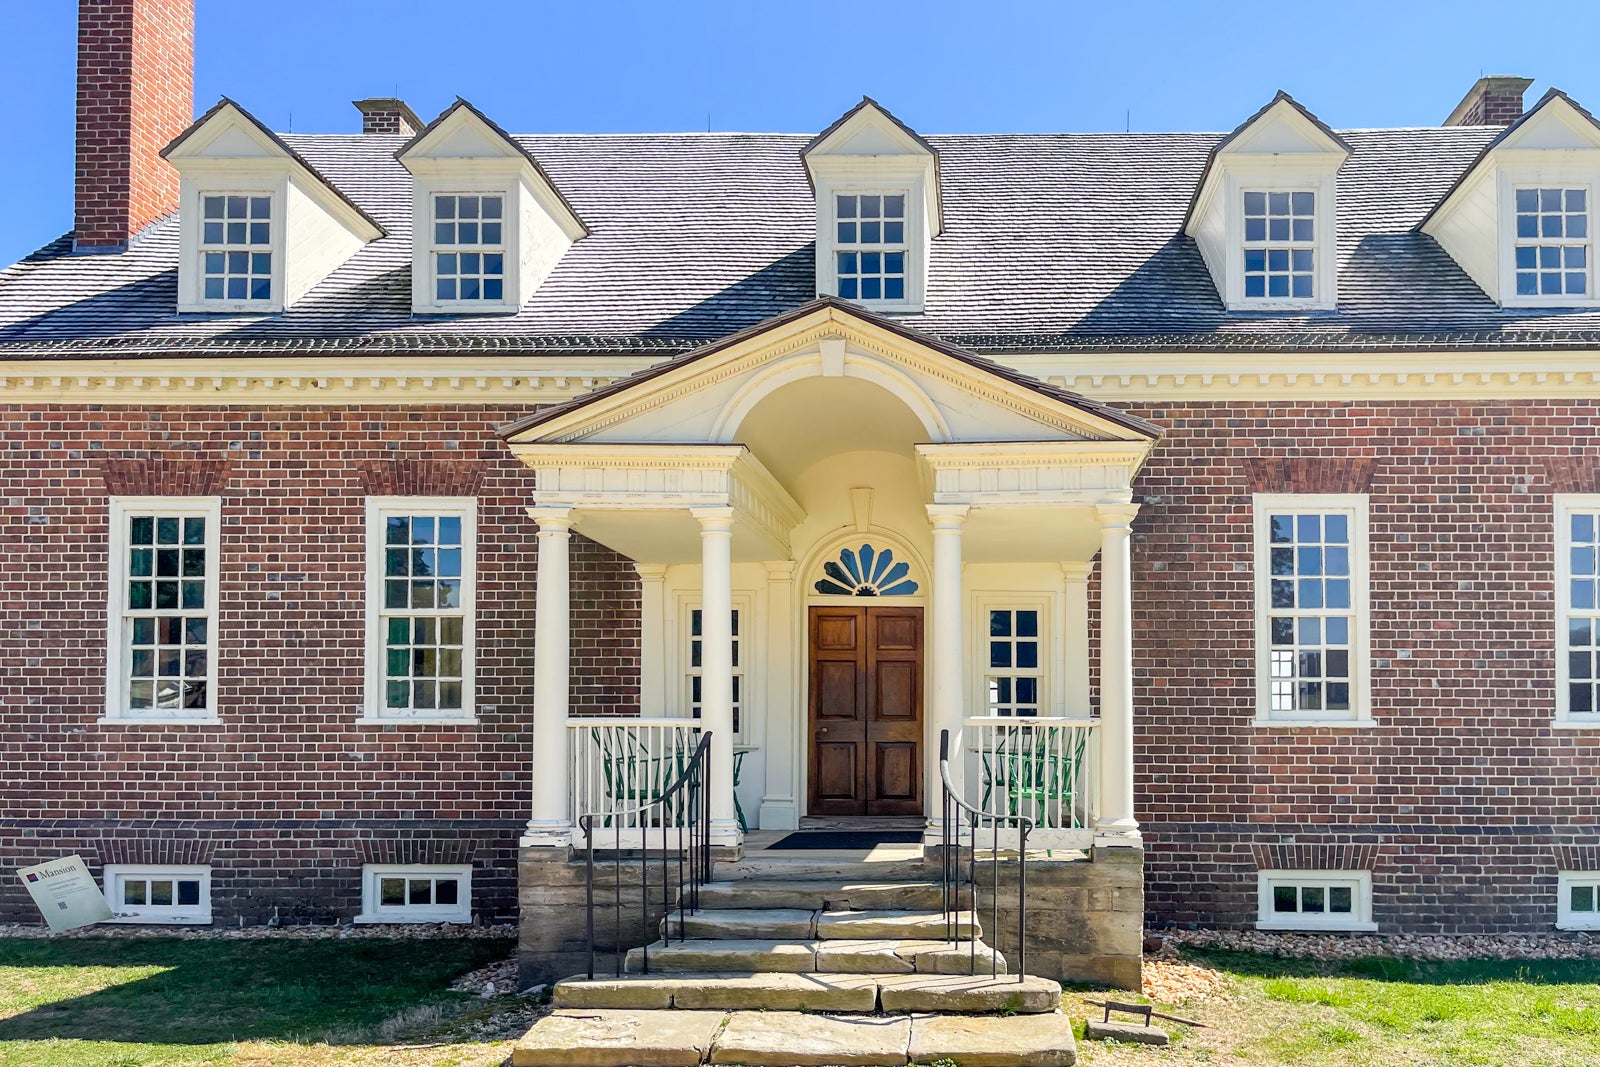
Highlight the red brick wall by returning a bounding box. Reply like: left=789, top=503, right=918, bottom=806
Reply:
left=1126, top=399, right=1600, bottom=933
left=75, top=0, right=193, bottom=248
left=0, top=403, right=639, bottom=923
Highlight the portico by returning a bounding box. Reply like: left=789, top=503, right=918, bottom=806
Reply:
left=499, top=298, right=1161, bottom=853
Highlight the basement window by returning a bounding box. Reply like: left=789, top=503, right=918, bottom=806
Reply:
left=102, top=865, right=212, bottom=925
left=1256, top=869, right=1375, bottom=932
left=357, top=864, right=472, bottom=923
left=1558, top=872, right=1600, bottom=930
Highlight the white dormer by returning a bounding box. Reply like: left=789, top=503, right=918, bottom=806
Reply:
left=802, top=98, right=942, bottom=314
left=1422, top=90, right=1600, bottom=308
left=1184, top=92, right=1349, bottom=312
left=162, top=99, right=385, bottom=314
left=396, top=100, right=588, bottom=316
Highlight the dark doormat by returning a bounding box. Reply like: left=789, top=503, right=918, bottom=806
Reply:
left=765, top=830, right=924, bottom=850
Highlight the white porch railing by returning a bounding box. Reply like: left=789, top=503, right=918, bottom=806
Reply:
left=962, top=716, right=1099, bottom=850
left=569, top=718, right=703, bottom=848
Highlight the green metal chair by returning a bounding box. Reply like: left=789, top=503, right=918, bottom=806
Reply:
left=978, top=724, right=1090, bottom=829
left=592, top=728, right=685, bottom=826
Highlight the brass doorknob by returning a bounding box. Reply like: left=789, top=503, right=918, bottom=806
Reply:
left=817, top=727, right=829, bottom=735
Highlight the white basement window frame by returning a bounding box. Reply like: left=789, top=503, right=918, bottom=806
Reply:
left=102, top=864, right=212, bottom=925
left=1252, top=494, right=1371, bottom=726
left=356, top=864, right=472, bottom=924
left=1256, top=869, right=1375, bottom=932
left=362, top=497, right=478, bottom=723
left=1557, top=871, right=1600, bottom=930
left=105, top=497, right=222, bottom=723
left=1555, top=495, right=1600, bottom=726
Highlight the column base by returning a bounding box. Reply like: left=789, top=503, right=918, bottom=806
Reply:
left=520, top=824, right=573, bottom=850
left=1093, top=826, right=1143, bottom=849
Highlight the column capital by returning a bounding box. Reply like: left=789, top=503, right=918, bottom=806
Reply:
left=528, top=505, right=576, bottom=533
left=1060, top=561, right=1094, bottom=581
left=633, top=562, right=669, bottom=581
left=1094, top=502, right=1141, bottom=530
left=691, top=505, right=736, bottom=533
left=926, top=503, right=970, bottom=531
left=764, top=560, right=797, bottom=580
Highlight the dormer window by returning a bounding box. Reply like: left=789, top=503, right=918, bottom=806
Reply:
left=200, top=194, right=273, bottom=302
left=1243, top=191, right=1315, bottom=300
left=1513, top=187, right=1589, bottom=298
left=432, top=194, right=506, bottom=302
left=835, top=193, right=907, bottom=302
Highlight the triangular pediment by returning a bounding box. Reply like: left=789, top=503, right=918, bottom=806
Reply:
left=803, top=97, right=937, bottom=160
left=498, top=298, right=1160, bottom=449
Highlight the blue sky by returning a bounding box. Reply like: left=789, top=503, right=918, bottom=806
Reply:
left=4, top=0, right=1600, bottom=265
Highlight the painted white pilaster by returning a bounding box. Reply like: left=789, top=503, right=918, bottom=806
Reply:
left=759, top=560, right=798, bottom=831
left=635, top=563, right=668, bottom=718
left=692, top=506, right=741, bottom=844
left=926, top=504, right=969, bottom=829
left=1061, top=562, right=1093, bottom=717
left=524, top=505, right=574, bottom=848
left=1094, top=503, right=1141, bottom=842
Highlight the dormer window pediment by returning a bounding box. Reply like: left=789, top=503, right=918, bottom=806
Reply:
left=803, top=98, right=940, bottom=314
left=1422, top=90, right=1600, bottom=309
left=396, top=100, right=587, bottom=316
left=1184, top=92, right=1349, bottom=312
left=161, top=99, right=384, bottom=314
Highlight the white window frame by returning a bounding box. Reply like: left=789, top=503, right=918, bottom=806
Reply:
left=410, top=174, right=521, bottom=315
left=1221, top=170, right=1338, bottom=311
left=1256, top=869, right=1375, bottom=932
left=361, top=497, right=478, bottom=724
left=814, top=178, right=926, bottom=313
left=681, top=596, right=751, bottom=744
left=1498, top=174, right=1598, bottom=308
left=104, top=496, right=222, bottom=724
left=178, top=180, right=286, bottom=314
left=426, top=191, right=509, bottom=307
left=1555, top=494, right=1600, bottom=727
left=1252, top=493, right=1371, bottom=727
left=975, top=597, right=1051, bottom=718
left=829, top=190, right=912, bottom=306
left=1557, top=871, right=1600, bottom=930
left=356, top=863, right=472, bottom=924
left=102, top=864, right=212, bottom=925
left=1240, top=188, right=1317, bottom=303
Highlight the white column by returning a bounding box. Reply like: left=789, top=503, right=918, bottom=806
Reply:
left=524, top=506, right=574, bottom=847
left=1094, top=503, right=1141, bottom=841
left=692, top=506, right=740, bottom=843
left=759, top=561, right=798, bottom=831
left=635, top=563, right=668, bottom=718
left=1060, top=563, right=1092, bottom=717
left=926, top=504, right=969, bottom=829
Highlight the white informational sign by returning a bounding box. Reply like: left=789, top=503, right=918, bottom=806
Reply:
left=17, top=855, right=114, bottom=933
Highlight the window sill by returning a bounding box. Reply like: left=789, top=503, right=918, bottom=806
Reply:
left=353, top=914, right=471, bottom=925
left=98, top=715, right=223, bottom=726
left=1557, top=920, right=1600, bottom=931
left=104, top=914, right=213, bottom=925
left=1255, top=920, right=1377, bottom=934
left=1549, top=719, right=1600, bottom=730
left=1251, top=718, right=1375, bottom=729
left=410, top=302, right=520, bottom=316
left=178, top=301, right=282, bottom=315
left=353, top=716, right=479, bottom=727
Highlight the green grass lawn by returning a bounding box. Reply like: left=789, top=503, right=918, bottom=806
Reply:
left=0, top=936, right=514, bottom=1067
left=1074, top=951, right=1600, bottom=1067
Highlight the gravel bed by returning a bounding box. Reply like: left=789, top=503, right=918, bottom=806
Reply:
left=0, top=920, right=517, bottom=941
left=1141, top=957, right=1231, bottom=1003
left=1160, top=927, right=1600, bottom=961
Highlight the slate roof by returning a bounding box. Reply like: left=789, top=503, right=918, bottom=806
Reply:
left=8, top=120, right=1600, bottom=358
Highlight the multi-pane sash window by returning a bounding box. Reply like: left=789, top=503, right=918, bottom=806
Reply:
left=987, top=608, right=1042, bottom=717
left=835, top=193, right=907, bottom=302
left=1514, top=187, right=1588, bottom=298
left=366, top=499, right=476, bottom=720
left=1557, top=498, right=1600, bottom=721
left=103, top=865, right=212, bottom=924
left=1254, top=495, right=1368, bottom=722
left=688, top=608, right=742, bottom=737
left=200, top=194, right=272, bottom=301
left=359, top=864, right=472, bottom=923
left=1242, top=190, right=1315, bottom=300
left=1256, top=870, right=1373, bottom=931
left=108, top=498, right=219, bottom=720
left=433, top=194, right=505, bottom=302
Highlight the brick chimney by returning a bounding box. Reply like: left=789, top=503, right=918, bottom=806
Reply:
left=1443, top=76, right=1534, bottom=127
left=354, top=98, right=423, bottom=136
left=75, top=0, right=194, bottom=251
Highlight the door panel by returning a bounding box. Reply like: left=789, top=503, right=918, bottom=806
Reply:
left=807, top=605, right=924, bottom=818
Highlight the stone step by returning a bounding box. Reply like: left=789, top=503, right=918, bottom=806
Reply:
left=662, top=907, right=816, bottom=940
left=515, top=1008, right=1078, bottom=1067
left=815, top=909, right=979, bottom=941
left=694, top=879, right=962, bottom=912
left=626, top=939, right=818, bottom=974
left=555, top=970, right=1057, bottom=1015
left=624, top=935, right=1004, bottom=977
left=814, top=938, right=1006, bottom=976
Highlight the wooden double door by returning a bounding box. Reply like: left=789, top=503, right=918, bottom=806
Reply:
left=807, top=605, right=924, bottom=818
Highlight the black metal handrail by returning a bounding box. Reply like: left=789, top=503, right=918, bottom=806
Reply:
left=579, top=730, right=713, bottom=979
left=939, top=728, right=1030, bottom=982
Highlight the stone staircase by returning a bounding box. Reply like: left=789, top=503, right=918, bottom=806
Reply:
left=513, top=872, right=1076, bottom=1066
